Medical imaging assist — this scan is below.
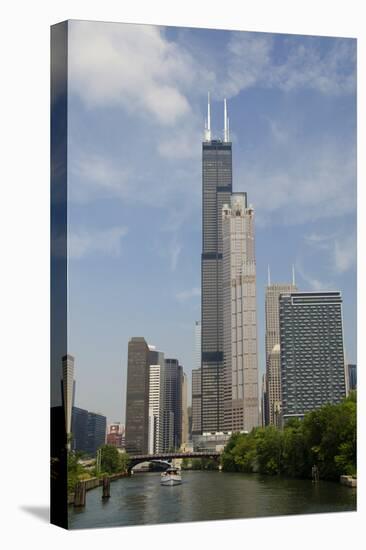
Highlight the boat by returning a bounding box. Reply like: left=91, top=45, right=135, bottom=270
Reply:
left=160, top=467, right=182, bottom=486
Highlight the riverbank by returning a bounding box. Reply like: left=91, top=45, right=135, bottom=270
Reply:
left=68, top=472, right=129, bottom=505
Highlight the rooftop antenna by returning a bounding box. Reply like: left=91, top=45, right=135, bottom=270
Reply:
left=292, top=264, right=296, bottom=286
left=268, top=265, right=271, bottom=286
left=204, top=92, right=212, bottom=141
left=224, top=98, right=229, bottom=142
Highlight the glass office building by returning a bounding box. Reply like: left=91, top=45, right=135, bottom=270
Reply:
left=279, top=291, right=347, bottom=422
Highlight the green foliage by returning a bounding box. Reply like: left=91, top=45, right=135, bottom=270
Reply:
left=222, top=395, right=356, bottom=481
left=119, top=451, right=131, bottom=473
left=67, top=451, right=88, bottom=493
left=100, top=445, right=130, bottom=474
left=190, top=458, right=218, bottom=470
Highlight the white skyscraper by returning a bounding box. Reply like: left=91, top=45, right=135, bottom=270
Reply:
left=222, top=193, right=259, bottom=432
left=148, top=364, right=164, bottom=454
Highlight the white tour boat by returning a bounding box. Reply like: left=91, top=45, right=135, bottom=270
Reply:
left=160, top=467, right=182, bottom=486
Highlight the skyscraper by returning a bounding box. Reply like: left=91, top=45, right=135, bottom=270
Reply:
left=195, top=321, right=201, bottom=370
left=85, top=412, right=107, bottom=456
left=347, top=363, right=357, bottom=391
left=201, top=95, right=232, bottom=433
left=61, top=354, right=75, bottom=441
left=148, top=359, right=165, bottom=454
left=181, top=372, right=189, bottom=447
left=191, top=368, right=202, bottom=436
left=265, top=279, right=297, bottom=425
left=125, top=337, right=151, bottom=454
left=222, top=193, right=259, bottom=432
left=163, top=358, right=183, bottom=450
left=71, top=406, right=106, bottom=456
left=261, top=373, right=268, bottom=427
left=71, top=406, right=88, bottom=452
left=280, top=291, right=347, bottom=422
left=192, top=321, right=202, bottom=436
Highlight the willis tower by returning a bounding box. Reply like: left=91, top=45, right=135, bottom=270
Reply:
left=201, top=95, right=232, bottom=432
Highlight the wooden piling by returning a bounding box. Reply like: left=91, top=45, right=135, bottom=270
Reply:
left=74, top=481, right=86, bottom=507
left=102, top=476, right=111, bottom=499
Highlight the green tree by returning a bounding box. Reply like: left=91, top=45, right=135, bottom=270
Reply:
left=302, top=395, right=356, bottom=480
left=221, top=395, right=356, bottom=480
left=255, top=427, right=283, bottom=475
left=67, top=451, right=88, bottom=493
left=282, top=419, right=308, bottom=478
left=119, top=451, right=131, bottom=473
left=99, top=445, right=130, bottom=474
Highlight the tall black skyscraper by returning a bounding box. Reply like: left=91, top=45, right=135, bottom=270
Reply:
left=201, top=95, right=232, bottom=433
left=163, top=358, right=183, bottom=450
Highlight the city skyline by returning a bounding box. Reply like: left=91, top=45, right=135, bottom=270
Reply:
left=66, top=21, right=356, bottom=425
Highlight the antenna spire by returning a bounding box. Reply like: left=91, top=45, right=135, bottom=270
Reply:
left=292, top=264, right=296, bottom=286
left=224, top=98, right=229, bottom=142
left=204, top=92, right=212, bottom=141
left=268, top=265, right=271, bottom=286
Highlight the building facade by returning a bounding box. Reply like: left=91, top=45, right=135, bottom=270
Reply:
left=85, top=412, right=106, bottom=456
left=181, top=372, right=189, bottom=447
left=348, top=363, right=357, bottom=391
left=148, top=361, right=165, bottom=454
left=125, top=337, right=151, bottom=454
left=222, top=193, right=259, bottom=432
left=61, top=354, right=75, bottom=440
left=163, top=358, right=183, bottom=450
left=106, top=422, right=124, bottom=448
left=71, top=406, right=88, bottom=452
left=195, top=321, right=201, bottom=370
left=201, top=97, right=232, bottom=433
left=261, top=373, right=268, bottom=427
left=191, top=368, right=202, bottom=435
left=280, top=291, right=347, bottom=422
left=265, top=282, right=297, bottom=425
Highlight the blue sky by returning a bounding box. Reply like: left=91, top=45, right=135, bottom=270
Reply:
left=67, top=21, right=356, bottom=424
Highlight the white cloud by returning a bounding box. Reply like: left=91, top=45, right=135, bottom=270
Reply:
left=70, top=153, right=132, bottom=202
left=296, top=262, right=334, bottom=291
left=169, top=240, right=182, bottom=272
left=220, top=33, right=356, bottom=98
left=69, top=226, right=128, bottom=259
left=218, top=33, right=272, bottom=97
left=68, top=23, right=356, bottom=228
left=243, top=139, right=356, bottom=226
left=68, top=21, right=211, bottom=126
left=304, top=230, right=356, bottom=274
left=334, top=233, right=356, bottom=273
left=176, top=287, right=201, bottom=302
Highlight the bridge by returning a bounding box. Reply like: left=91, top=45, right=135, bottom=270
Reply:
left=128, top=451, right=222, bottom=472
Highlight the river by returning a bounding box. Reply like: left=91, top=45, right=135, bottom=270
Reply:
left=68, top=470, right=356, bottom=529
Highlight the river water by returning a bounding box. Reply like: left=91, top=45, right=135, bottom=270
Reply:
left=68, top=471, right=356, bottom=529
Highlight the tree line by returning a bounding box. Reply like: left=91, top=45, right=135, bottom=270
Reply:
left=221, top=393, right=356, bottom=481
left=68, top=445, right=130, bottom=493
